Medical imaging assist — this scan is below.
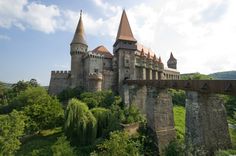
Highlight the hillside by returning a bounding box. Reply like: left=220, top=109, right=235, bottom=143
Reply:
left=0, top=81, right=12, bottom=88
left=209, top=71, right=236, bottom=80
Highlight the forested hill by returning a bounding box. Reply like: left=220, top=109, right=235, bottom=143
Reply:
left=209, top=71, right=236, bottom=80
left=0, top=81, right=12, bottom=88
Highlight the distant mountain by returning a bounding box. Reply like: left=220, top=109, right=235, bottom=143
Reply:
left=209, top=71, right=236, bottom=80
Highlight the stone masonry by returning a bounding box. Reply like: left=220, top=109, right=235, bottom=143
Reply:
left=48, top=10, right=180, bottom=95
left=185, top=91, right=231, bottom=156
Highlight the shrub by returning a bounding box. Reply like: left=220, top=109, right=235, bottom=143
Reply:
left=51, top=136, right=75, bottom=156
left=93, top=131, right=141, bottom=156
left=122, top=105, right=145, bottom=124
left=164, top=140, right=184, bottom=156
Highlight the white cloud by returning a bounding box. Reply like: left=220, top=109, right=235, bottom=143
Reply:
left=1, top=0, right=236, bottom=74
left=0, top=0, right=60, bottom=33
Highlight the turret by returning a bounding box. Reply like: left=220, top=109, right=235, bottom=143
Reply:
left=70, top=10, right=88, bottom=88
left=167, top=52, right=177, bottom=69
left=88, top=73, right=103, bottom=92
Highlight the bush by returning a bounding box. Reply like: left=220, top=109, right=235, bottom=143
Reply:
left=121, top=105, right=145, bottom=124
left=51, top=136, right=75, bottom=156
left=64, top=98, right=97, bottom=146
left=164, top=140, right=184, bottom=156
left=93, top=131, right=141, bottom=156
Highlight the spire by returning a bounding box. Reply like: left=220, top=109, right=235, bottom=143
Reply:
left=71, top=10, right=87, bottom=45
left=169, top=52, right=176, bottom=61
left=115, top=10, right=137, bottom=42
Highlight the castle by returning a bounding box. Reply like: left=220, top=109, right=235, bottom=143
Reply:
left=49, top=10, right=180, bottom=95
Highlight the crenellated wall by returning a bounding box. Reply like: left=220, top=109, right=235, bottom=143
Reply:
left=48, top=70, right=71, bottom=95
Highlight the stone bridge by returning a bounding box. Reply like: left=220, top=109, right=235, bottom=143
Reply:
left=123, top=80, right=236, bottom=155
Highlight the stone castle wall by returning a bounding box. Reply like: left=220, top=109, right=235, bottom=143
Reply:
left=48, top=71, right=71, bottom=95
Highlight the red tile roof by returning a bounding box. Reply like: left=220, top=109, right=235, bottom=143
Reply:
left=92, top=45, right=113, bottom=59
left=115, top=10, right=137, bottom=42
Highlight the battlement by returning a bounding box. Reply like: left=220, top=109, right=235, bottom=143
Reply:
left=88, top=72, right=103, bottom=80
left=84, top=51, right=104, bottom=59
left=51, top=70, right=71, bottom=79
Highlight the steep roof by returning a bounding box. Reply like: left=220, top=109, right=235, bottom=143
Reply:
left=92, top=45, right=113, bottom=59
left=168, top=52, right=177, bottom=62
left=115, top=10, right=137, bottom=42
left=71, top=10, right=87, bottom=45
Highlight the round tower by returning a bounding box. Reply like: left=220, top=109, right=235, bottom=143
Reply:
left=88, top=73, right=103, bottom=92
left=70, top=10, right=88, bottom=88
left=167, top=52, right=177, bottom=69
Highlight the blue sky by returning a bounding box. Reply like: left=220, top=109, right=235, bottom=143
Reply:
left=1, top=0, right=236, bottom=85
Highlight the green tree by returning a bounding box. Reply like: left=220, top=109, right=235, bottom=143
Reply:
left=14, top=87, right=64, bottom=133
left=57, top=87, right=84, bottom=102
left=80, top=90, right=115, bottom=108
left=181, top=73, right=213, bottom=80
left=91, top=107, right=113, bottom=137
left=0, top=110, right=27, bottom=155
left=93, top=131, right=141, bottom=156
left=169, top=89, right=186, bottom=106
left=51, top=136, right=75, bottom=156
left=64, top=98, right=97, bottom=146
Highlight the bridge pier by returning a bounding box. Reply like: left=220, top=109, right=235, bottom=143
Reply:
left=146, top=87, right=176, bottom=154
left=124, top=85, right=176, bottom=154
left=185, top=91, right=231, bottom=155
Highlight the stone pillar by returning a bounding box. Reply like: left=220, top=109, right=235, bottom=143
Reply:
left=149, top=69, right=152, bottom=80
left=153, top=70, right=157, bottom=80
left=141, top=67, right=146, bottom=80
left=185, top=91, right=231, bottom=155
left=158, top=71, right=163, bottom=80
left=146, top=87, right=176, bottom=155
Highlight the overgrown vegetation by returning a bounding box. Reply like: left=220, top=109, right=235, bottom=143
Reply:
left=1, top=75, right=236, bottom=155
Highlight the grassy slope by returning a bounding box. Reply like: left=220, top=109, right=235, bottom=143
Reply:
left=173, top=106, right=185, bottom=141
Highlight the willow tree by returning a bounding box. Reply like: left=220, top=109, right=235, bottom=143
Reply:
left=64, top=98, right=97, bottom=146
left=91, top=107, right=113, bottom=137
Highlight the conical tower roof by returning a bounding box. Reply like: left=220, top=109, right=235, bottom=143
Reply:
left=168, top=52, right=177, bottom=62
left=71, top=10, right=87, bottom=45
left=115, top=10, right=137, bottom=42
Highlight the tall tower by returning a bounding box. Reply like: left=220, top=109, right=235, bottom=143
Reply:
left=167, top=52, right=177, bottom=69
left=113, top=10, right=137, bottom=93
left=70, top=10, right=88, bottom=88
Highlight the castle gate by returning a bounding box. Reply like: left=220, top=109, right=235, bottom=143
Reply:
left=123, top=80, right=236, bottom=155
